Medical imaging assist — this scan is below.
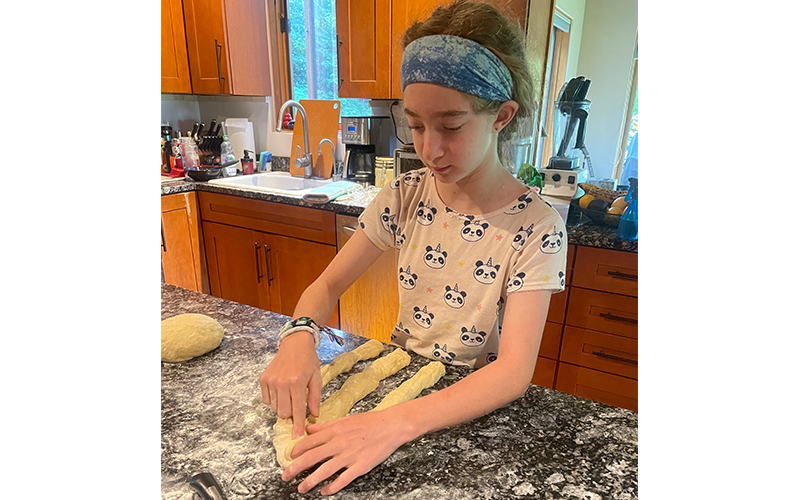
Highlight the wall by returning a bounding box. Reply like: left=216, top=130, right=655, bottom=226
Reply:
left=574, top=0, right=638, bottom=180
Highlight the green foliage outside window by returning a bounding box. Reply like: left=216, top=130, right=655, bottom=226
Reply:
left=287, top=0, right=370, bottom=117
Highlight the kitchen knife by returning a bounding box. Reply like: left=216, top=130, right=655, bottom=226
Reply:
left=189, top=472, right=228, bottom=500
left=196, top=123, right=205, bottom=142
left=208, top=119, right=217, bottom=137
left=191, top=122, right=199, bottom=141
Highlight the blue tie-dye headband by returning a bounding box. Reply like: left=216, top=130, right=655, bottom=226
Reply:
left=400, top=34, right=513, bottom=102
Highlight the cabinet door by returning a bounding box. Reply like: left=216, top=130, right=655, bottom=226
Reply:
left=262, top=232, right=339, bottom=328
left=531, top=356, right=556, bottom=389
left=203, top=221, right=271, bottom=310
left=223, top=0, right=272, bottom=95
left=336, top=0, right=391, bottom=98
left=336, top=215, right=399, bottom=343
left=183, top=0, right=231, bottom=94
left=555, top=362, right=637, bottom=412
left=389, top=0, right=529, bottom=99
left=161, top=0, right=193, bottom=93
left=161, top=193, right=204, bottom=292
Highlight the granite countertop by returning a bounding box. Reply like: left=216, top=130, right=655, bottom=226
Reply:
left=161, top=283, right=638, bottom=499
left=160, top=171, right=637, bottom=253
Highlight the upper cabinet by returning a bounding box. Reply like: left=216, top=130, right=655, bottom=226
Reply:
left=161, top=0, right=272, bottom=96
left=337, top=0, right=529, bottom=100
left=161, top=0, right=193, bottom=93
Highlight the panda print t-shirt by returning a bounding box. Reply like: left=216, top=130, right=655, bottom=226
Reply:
left=358, top=168, right=567, bottom=369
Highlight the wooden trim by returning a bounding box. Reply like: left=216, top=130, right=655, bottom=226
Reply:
left=613, top=33, right=638, bottom=180
left=526, top=0, right=556, bottom=166
left=540, top=18, right=570, bottom=168
left=266, top=0, right=291, bottom=122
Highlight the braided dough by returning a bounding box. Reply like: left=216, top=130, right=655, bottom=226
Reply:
left=271, top=342, right=445, bottom=469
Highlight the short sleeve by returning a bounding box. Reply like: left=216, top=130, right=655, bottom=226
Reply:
left=507, top=211, right=568, bottom=294
left=357, top=181, right=404, bottom=251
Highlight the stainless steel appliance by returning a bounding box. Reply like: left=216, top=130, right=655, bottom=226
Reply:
left=342, top=116, right=391, bottom=185
left=540, top=76, right=593, bottom=200
left=393, top=145, right=425, bottom=178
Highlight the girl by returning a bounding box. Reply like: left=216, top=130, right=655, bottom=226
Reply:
left=260, top=1, right=567, bottom=494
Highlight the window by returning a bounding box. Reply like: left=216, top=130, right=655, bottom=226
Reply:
left=615, top=41, right=638, bottom=188
left=285, top=0, right=369, bottom=116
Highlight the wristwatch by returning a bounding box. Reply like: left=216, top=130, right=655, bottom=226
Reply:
left=278, top=316, right=321, bottom=348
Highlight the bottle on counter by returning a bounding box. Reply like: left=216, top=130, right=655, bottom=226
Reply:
left=616, top=178, right=638, bottom=241
left=220, top=135, right=238, bottom=177
left=241, top=150, right=254, bottom=175
left=181, top=135, right=200, bottom=170
left=169, top=135, right=184, bottom=176
left=260, top=151, right=272, bottom=172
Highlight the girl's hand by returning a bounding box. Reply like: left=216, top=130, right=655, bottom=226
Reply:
left=281, top=409, right=409, bottom=495
left=259, top=332, right=322, bottom=439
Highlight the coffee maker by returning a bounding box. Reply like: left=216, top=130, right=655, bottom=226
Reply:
left=341, top=116, right=391, bottom=185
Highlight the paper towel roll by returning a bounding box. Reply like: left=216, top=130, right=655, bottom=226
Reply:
left=225, top=118, right=255, bottom=161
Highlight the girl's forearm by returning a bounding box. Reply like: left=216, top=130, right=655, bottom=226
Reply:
left=389, top=359, right=532, bottom=442
left=291, top=277, right=339, bottom=326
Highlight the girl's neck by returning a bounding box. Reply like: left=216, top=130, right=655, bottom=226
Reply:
left=435, top=159, right=527, bottom=216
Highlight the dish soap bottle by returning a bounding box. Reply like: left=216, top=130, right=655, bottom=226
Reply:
left=616, top=178, right=638, bottom=241
left=220, top=135, right=237, bottom=177
left=241, top=150, right=254, bottom=175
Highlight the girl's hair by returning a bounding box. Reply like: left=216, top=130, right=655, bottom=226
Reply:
left=402, top=0, right=537, bottom=169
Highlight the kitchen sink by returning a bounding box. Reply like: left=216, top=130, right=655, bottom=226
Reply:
left=208, top=171, right=333, bottom=196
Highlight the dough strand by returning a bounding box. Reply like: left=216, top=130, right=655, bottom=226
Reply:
left=273, top=348, right=411, bottom=468
left=371, top=361, right=445, bottom=412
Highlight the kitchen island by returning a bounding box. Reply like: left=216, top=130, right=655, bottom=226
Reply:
left=161, top=284, right=638, bottom=499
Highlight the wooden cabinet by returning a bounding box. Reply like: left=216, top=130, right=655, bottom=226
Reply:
left=337, top=0, right=529, bottom=99
left=198, top=192, right=339, bottom=327
left=161, top=0, right=271, bottom=96
left=336, top=214, right=400, bottom=343
left=555, top=246, right=638, bottom=412
left=531, top=244, right=574, bottom=389
left=162, top=0, right=193, bottom=93
left=161, top=192, right=208, bottom=293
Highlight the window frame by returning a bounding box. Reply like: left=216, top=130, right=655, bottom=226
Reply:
left=613, top=36, right=638, bottom=181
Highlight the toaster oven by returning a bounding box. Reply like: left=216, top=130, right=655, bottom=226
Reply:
left=393, top=146, right=425, bottom=178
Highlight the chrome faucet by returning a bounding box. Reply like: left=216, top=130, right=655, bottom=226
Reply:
left=277, top=100, right=313, bottom=178
left=317, top=138, right=343, bottom=181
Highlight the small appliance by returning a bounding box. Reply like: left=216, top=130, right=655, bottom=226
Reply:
left=393, top=146, right=424, bottom=178
left=539, top=77, right=594, bottom=200
left=342, top=116, right=391, bottom=185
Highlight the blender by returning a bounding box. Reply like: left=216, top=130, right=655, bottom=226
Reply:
left=539, top=77, right=593, bottom=200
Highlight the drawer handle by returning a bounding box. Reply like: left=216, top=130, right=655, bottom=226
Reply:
left=342, top=225, right=357, bottom=235
left=607, top=270, right=637, bottom=281
left=254, top=243, right=263, bottom=283
left=599, top=312, right=638, bottom=325
left=592, top=350, right=638, bottom=365
left=161, top=224, right=166, bottom=252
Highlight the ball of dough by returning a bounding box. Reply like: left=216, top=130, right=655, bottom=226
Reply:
left=161, top=313, right=224, bottom=362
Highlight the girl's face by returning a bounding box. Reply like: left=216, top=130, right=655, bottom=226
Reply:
left=403, top=83, right=499, bottom=185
